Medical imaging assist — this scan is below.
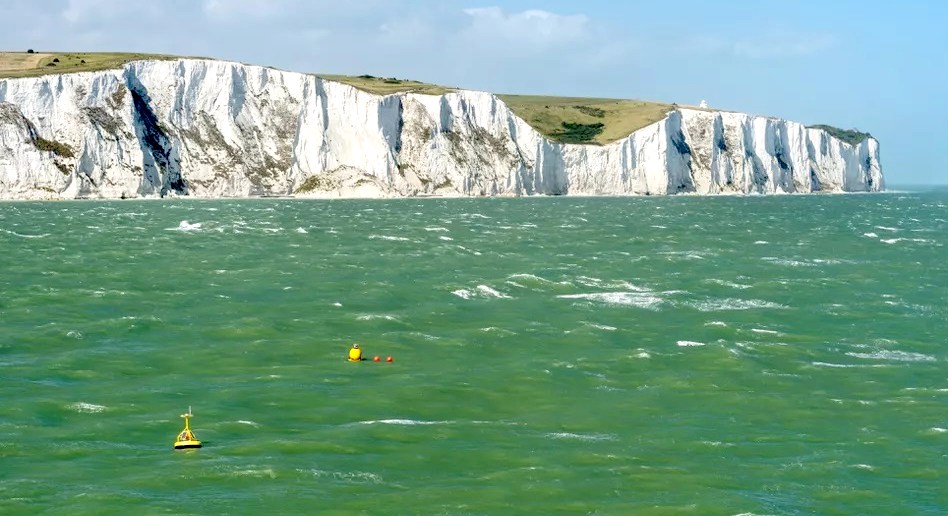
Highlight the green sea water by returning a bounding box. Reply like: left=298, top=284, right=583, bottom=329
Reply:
left=1, top=192, right=945, bottom=515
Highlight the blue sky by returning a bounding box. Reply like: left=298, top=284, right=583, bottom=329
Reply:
left=2, top=0, right=946, bottom=185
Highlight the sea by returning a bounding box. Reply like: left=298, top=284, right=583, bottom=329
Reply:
left=1, top=190, right=945, bottom=515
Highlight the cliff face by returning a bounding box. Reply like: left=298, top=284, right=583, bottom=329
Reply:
left=0, top=59, right=883, bottom=200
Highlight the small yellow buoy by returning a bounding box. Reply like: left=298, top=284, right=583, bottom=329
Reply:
left=173, top=406, right=202, bottom=449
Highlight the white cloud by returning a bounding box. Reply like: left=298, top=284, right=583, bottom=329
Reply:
left=203, top=0, right=291, bottom=20
left=461, top=7, right=591, bottom=52
left=61, top=0, right=157, bottom=24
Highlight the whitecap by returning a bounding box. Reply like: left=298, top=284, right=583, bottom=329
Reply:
left=0, top=228, right=50, bottom=238
left=170, top=220, right=202, bottom=231
left=845, top=350, right=936, bottom=362
left=677, top=340, right=706, bottom=347
left=369, top=234, right=411, bottom=241
left=705, top=321, right=728, bottom=327
left=303, top=469, right=382, bottom=483
left=557, top=292, right=664, bottom=310
left=357, top=419, right=450, bottom=426
left=928, top=427, right=947, bottom=434
left=70, top=402, right=106, bottom=413
left=585, top=323, right=617, bottom=331
left=875, top=226, right=899, bottom=232
left=237, top=420, right=261, bottom=427
left=546, top=432, right=616, bottom=442
left=356, top=314, right=398, bottom=321
left=863, top=232, right=879, bottom=238
left=295, top=227, right=308, bottom=234
left=476, top=285, right=510, bottom=299
left=66, top=330, right=83, bottom=339
left=452, top=289, right=473, bottom=299
left=761, top=257, right=816, bottom=267
left=687, top=298, right=787, bottom=311
left=811, top=362, right=887, bottom=368
left=229, top=468, right=276, bottom=479
left=753, top=240, right=769, bottom=245
left=751, top=328, right=781, bottom=335
left=424, top=227, right=449, bottom=232
left=439, top=236, right=453, bottom=241
left=332, top=302, right=342, bottom=307
left=705, top=279, right=752, bottom=289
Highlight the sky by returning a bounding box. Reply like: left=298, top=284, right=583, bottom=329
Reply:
left=2, top=0, right=946, bottom=185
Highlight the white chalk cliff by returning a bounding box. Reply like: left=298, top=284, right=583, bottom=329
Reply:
left=0, top=59, right=883, bottom=200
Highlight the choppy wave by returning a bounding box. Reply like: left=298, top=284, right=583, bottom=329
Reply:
left=546, top=432, right=617, bottom=442
left=846, top=350, right=937, bottom=362
left=452, top=285, right=511, bottom=299
left=69, top=402, right=106, bottom=413
left=677, top=340, right=706, bottom=347
left=356, top=419, right=452, bottom=426
left=686, top=298, right=787, bottom=311
left=302, top=469, right=383, bottom=483
left=557, top=291, right=664, bottom=310
left=0, top=228, right=50, bottom=238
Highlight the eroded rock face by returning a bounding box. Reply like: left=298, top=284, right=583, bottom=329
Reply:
left=0, top=59, right=883, bottom=200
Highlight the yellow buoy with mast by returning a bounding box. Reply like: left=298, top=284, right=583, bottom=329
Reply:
left=173, top=406, right=202, bottom=449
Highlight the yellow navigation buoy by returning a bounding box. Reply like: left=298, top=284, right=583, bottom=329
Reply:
left=173, top=406, right=202, bottom=449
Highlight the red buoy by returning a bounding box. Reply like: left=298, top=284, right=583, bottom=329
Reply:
left=386, top=356, right=393, bottom=363
left=373, top=356, right=380, bottom=362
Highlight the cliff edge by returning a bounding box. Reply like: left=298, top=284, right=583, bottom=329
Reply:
left=0, top=58, right=883, bottom=199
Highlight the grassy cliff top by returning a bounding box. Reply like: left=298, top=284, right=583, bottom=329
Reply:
left=0, top=51, right=180, bottom=79
left=313, top=74, right=456, bottom=96
left=0, top=51, right=676, bottom=144
left=806, top=124, right=872, bottom=145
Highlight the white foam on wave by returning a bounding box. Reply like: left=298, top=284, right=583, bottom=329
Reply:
left=811, top=362, right=889, bottom=369
left=439, top=236, right=453, bottom=241
left=875, top=226, right=899, bottom=232
left=928, top=427, right=947, bottom=434
left=880, top=238, right=932, bottom=245
left=863, top=232, right=879, bottom=238
left=369, top=234, right=411, bottom=242
left=304, top=469, right=383, bottom=483
left=546, top=432, right=617, bottom=442
left=229, top=468, right=276, bottom=479
left=452, top=285, right=511, bottom=300
left=576, top=276, right=650, bottom=291
left=356, top=314, right=399, bottom=321
left=558, top=291, right=664, bottom=310
left=0, top=228, right=50, bottom=238
left=295, top=227, right=308, bottom=234
left=677, top=340, right=706, bottom=347
left=705, top=278, right=752, bottom=290
left=761, top=257, right=816, bottom=267
left=584, top=322, right=617, bottom=331
left=424, top=226, right=449, bottom=232
left=688, top=298, right=787, bottom=311
left=754, top=240, right=769, bottom=245
left=70, top=402, right=106, bottom=413
left=358, top=419, right=451, bottom=426
left=705, top=321, right=728, bottom=327
left=237, top=420, right=260, bottom=427
left=846, top=350, right=936, bottom=362
left=169, top=220, right=202, bottom=231
left=751, top=328, right=781, bottom=335
left=66, top=330, right=83, bottom=339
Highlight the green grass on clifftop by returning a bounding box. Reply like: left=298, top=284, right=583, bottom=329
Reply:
left=498, top=95, right=673, bottom=145
left=314, top=74, right=456, bottom=96
left=1, top=52, right=675, bottom=144
left=0, top=51, right=181, bottom=79
left=806, top=124, right=872, bottom=145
